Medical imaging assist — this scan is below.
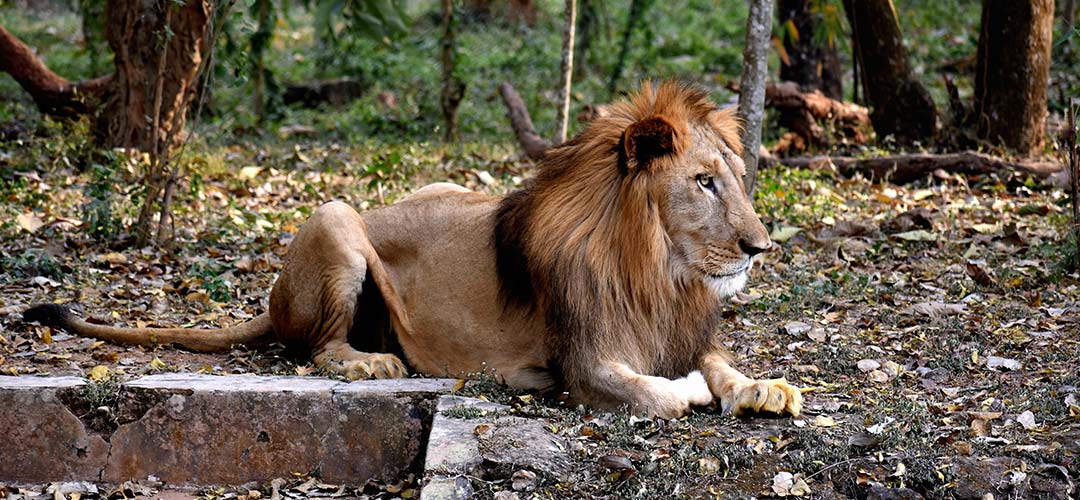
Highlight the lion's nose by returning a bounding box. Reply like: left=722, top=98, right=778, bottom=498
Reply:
left=738, top=239, right=774, bottom=257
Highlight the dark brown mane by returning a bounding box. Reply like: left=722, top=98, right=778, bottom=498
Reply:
left=493, top=81, right=742, bottom=394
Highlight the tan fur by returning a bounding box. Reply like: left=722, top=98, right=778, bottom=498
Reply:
left=26, top=82, right=801, bottom=418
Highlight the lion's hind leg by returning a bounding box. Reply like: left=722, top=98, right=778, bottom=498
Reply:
left=272, top=201, right=410, bottom=381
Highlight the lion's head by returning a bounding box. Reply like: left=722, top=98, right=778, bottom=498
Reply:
left=495, top=81, right=773, bottom=380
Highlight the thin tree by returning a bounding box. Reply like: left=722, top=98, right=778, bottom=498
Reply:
left=608, top=0, right=651, bottom=97
left=842, top=0, right=936, bottom=144
left=440, top=0, right=466, bottom=142
left=738, top=0, right=774, bottom=196
left=554, top=0, right=577, bottom=143
left=974, top=0, right=1054, bottom=156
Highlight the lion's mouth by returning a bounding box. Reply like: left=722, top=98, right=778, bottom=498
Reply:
left=703, top=259, right=751, bottom=279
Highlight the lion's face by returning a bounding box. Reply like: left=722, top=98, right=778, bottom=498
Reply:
left=654, top=121, right=773, bottom=298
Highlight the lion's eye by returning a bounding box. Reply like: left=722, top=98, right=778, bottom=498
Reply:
left=696, top=174, right=715, bottom=191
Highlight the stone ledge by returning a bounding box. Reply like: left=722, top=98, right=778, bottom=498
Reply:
left=420, top=395, right=571, bottom=500
left=0, top=375, right=457, bottom=487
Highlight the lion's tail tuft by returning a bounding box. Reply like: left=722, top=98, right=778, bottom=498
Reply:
left=23, top=303, right=75, bottom=329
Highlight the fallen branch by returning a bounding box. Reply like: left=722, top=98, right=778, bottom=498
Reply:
left=498, top=81, right=551, bottom=161
left=729, top=80, right=871, bottom=152
left=282, top=77, right=366, bottom=108
left=772, top=151, right=1063, bottom=184
left=0, top=23, right=111, bottom=117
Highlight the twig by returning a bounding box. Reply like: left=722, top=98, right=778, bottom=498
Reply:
left=554, top=0, right=576, bottom=143
left=136, top=1, right=174, bottom=246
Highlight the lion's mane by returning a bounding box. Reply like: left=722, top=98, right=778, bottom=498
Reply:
left=494, top=82, right=744, bottom=404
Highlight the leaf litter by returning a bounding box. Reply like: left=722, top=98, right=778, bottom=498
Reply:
left=1, top=144, right=1079, bottom=498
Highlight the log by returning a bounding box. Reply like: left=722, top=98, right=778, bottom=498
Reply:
left=283, top=77, right=367, bottom=108
left=729, top=80, right=871, bottom=151
left=772, top=151, right=1063, bottom=184
left=498, top=81, right=551, bottom=161
left=0, top=23, right=110, bottom=118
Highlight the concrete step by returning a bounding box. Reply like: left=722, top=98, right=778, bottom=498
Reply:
left=0, top=374, right=456, bottom=487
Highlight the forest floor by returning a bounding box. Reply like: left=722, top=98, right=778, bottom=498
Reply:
left=1, top=121, right=1078, bottom=498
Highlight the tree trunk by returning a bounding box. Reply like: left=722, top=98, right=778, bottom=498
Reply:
left=842, top=0, right=936, bottom=144
left=608, top=0, right=650, bottom=97
left=554, top=0, right=576, bottom=143
left=974, top=0, right=1054, bottom=156
left=777, top=0, right=842, bottom=99
left=737, top=0, right=774, bottom=196
left=440, top=0, right=466, bottom=143
left=96, top=0, right=212, bottom=152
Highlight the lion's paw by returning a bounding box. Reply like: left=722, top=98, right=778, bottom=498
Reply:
left=342, top=354, right=408, bottom=380
left=718, top=378, right=803, bottom=417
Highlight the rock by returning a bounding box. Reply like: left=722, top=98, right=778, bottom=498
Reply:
left=511, top=470, right=537, bottom=492
left=950, top=456, right=1025, bottom=499
left=420, top=477, right=473, bottom=500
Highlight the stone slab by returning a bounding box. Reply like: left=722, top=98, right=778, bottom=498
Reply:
left=0, top=376, right=109, bottom=483
left=0, top=375, right=457, bottom=487
left=420, top=396, right=570, bottom=500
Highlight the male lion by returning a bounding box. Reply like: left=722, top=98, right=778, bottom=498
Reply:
left=25, top=82, right=802, bottom=419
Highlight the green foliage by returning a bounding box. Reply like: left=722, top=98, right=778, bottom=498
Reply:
left=0, top=249, right=63, bottom=283
left=189, top=259, right=235, bottom=302
left=82, top=151, right=126, bottom=239
left=308, top=0, right=410, bottom=44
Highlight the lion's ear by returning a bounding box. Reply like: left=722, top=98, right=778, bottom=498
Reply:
left=623, top=116, right=676, bottom=171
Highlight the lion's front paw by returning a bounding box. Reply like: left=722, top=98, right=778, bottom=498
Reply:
left=342, top=353, right=409, bottom=380
left=717, top=378, right=803, bottom=417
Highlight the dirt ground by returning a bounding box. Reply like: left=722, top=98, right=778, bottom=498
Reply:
left=2, top=151, right=1079, bottom=498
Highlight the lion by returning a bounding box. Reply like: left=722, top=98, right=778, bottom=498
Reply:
left=24, top=81, right=802, bottom=419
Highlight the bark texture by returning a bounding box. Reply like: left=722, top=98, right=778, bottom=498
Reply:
left=440, top=0, right=466, bottom=142
left=554, top=0, right=576, bottom=143
left=974, top=0, right=1054, bottom=155
left=777, top=0, right=842, bottom=99
left=737, top=0, right=774, bottom=195
left=0, top=23, right=111, bottom=118
left=498, top=82, right=551, bottom=161
left=842, top=0, right=936, bottom=144
left=97, top=0, right=212, bottom=152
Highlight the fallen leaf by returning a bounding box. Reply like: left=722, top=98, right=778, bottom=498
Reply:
left=812, top=415, right=835, bottom=427
left=698, top=456, right=721, bottom=474
left=783, top=321, right=811, bottom=336
left=239, top=166, right=264, bottom=179
left=904, top=301, right=967, bottom=318
left=88, top=365, right=109, bottom=381
left=770, top=225, right=802, bottom=243
left=857, top=359, right=881, bottom=372
left=1017, top=410, right=1038, bottom=430
left=772, top=471, right=795, bottom=496
left=891, top=230, right=937, bottom=242
left=599, top=454, right=635, bottom=475
left=848, top=431, right=880, bottom=449
left=16, top=212, right=44, bottom=233
left=986, top=356, right=1021, bottom=371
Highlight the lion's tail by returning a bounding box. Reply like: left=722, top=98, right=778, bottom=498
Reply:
left=22, top=304, right=274, bottom=353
